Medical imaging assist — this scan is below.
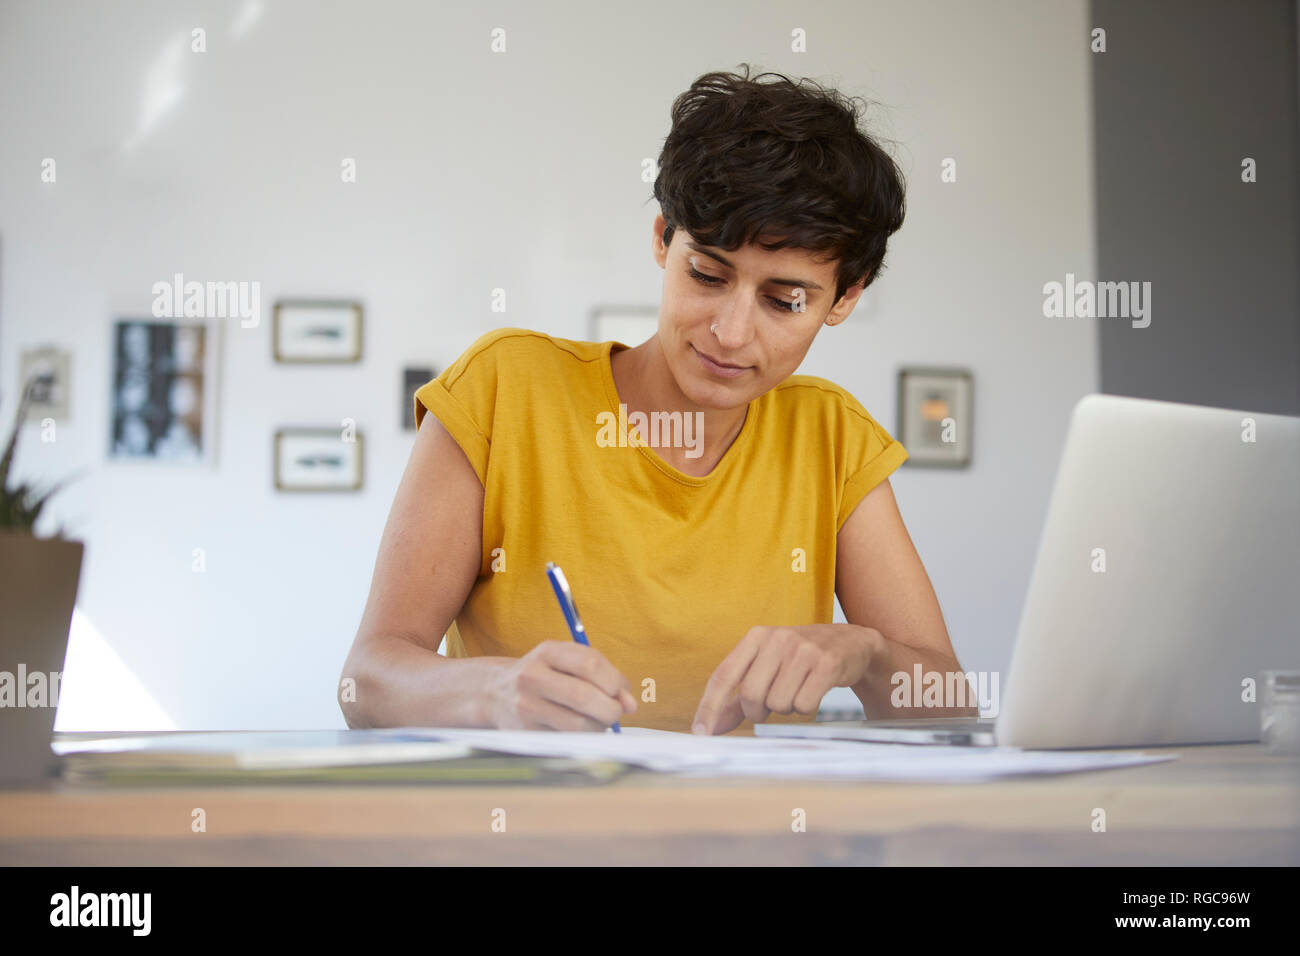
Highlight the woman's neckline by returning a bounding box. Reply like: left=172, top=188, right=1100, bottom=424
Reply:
left=599, top=339, right=759, bottom=485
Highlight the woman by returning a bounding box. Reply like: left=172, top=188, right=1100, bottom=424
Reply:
left=341, top=66, right=971, bottom=735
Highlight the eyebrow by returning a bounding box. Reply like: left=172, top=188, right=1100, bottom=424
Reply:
left=685, top=241, right=825, bottom=293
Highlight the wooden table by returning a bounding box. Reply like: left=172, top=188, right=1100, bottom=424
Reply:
left=1, top=736, right=1296, bottom=865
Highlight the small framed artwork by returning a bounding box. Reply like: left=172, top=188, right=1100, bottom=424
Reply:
left=274, top=428, right=363, bottom=492
left=109, top=318, right=219, bottom=465
left=590, top=306, right=658, bottom=346
left=19, top=347, right=72, bottom=421
left=273, top=301, right=363, bottom=363
left=402, top=366, right=435, bottom=430
left=897, top=367, right=973, bottom=468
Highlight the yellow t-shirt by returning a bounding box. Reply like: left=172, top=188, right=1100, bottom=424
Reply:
left=413, top=328, right=908, bottom=732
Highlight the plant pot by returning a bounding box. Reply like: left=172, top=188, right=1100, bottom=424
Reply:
left=0, top=530, right=84, bottom=785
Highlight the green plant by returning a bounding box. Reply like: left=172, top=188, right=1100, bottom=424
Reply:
left=0, top=380, right=85, bottom=534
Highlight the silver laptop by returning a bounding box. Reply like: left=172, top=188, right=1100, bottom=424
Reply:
left=758, top=393, right=1300, bottom=749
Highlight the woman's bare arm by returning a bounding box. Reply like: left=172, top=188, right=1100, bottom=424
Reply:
left=340, top=411, right=635, bottom=730
left=340, top=412, right=507, bottom=728
left=836, top=478, right=977, bottom=719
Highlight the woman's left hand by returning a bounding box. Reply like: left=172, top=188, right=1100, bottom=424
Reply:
left=692, top=623, right=881, bottom=735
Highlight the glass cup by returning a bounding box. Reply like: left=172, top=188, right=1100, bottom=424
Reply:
left=1260, top=670, right=1300, bottom=755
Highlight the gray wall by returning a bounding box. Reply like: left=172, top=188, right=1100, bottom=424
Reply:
left=1093, top=0, right=1300, bottom=415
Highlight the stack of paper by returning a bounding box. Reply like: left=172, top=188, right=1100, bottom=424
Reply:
left=52, top=728, right=1177, bottom=785
left=53, top=730, right=628, bottom=785
left=376, top=727, right=1177, bottom=782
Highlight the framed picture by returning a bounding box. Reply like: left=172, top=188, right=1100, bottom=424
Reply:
left=897, top=367, right=973, bottom=468
left=273, top=301, right=363, bottom=363
left=274, top=428, right=363, bottom=492
left=19, top=347, right=72, bottom=421
left=590, top=306, right=658, bottom=346
left=402, top=366, right=435, bottom=430
left=109, top=318, right=219, bottom=465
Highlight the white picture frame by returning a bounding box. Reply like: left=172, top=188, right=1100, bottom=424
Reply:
left=274, top=428, right=364, bottom=492
left=19, top=346, right=72, bottom=421
left=896, top=367, right=974, bottom=468
left=273, top=301, right=363, bottom=363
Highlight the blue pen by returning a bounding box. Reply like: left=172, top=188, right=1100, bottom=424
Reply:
left=545, top=562, right=621, bottom=732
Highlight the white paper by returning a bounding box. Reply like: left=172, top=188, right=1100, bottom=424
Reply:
left=377, top=726, right=1176, bottom=781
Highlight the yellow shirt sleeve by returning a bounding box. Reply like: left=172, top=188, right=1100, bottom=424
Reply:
left=835, top=394, right=909, bottom=532
left=412, top=329, right=518, bottom=487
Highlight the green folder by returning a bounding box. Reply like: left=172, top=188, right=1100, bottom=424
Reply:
left=53, top=730, right=628, bottom=786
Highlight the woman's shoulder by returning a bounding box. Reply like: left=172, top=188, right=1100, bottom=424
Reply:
left=444, top=327, right=604, bottom=384
left=762, top=374, right=905, bottom=477
left=457, top=326, right=605, bottom=363
left=765, top=373, right=885, bottom=429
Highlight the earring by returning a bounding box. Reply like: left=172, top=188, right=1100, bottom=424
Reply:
left=710, top=323, right=719, bottom=335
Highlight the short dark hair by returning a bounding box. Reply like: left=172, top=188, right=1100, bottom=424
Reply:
left=652, top=64, right=906, bottom=304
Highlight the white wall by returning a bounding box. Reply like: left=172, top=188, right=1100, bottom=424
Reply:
left=0, top=0, right=1096, bottom=730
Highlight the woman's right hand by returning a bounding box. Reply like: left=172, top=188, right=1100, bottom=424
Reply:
left=490, top=641, right=637, bottom=731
